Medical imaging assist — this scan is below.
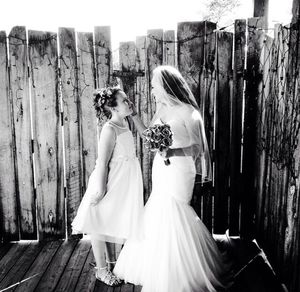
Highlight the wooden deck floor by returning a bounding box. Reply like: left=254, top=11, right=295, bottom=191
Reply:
left=0, top=236, right=286, bottom=292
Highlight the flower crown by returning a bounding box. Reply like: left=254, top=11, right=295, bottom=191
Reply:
left=94, top=87, right=114, bottom=107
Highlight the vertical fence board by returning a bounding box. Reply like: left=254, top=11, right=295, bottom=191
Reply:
left=0, top=31, right=19, bottom=241
left=163, top=30, right=176, bottom=67
left=214, top=31, right=233, bottom=234
left=241, top=17, right=266, bottom=239
left=178, top=22, right=205, bottom=106
left=229, top=20, right=246, bottom=235
left=29, top=30, right=64, bottom=239
left=9, top=26, right=36, bottom=240
left=135, top=36, right=147, bottom=202
left=282, top=20, right=300, bottom=292
left=94, top=26, right=112, bottom=90
left=201, top=22, right=216, bottom=231
left=178, top=22, right=205, bottom=219
left=119, top=41, right=137, bottom=145
left=77, top=32, right=97, bottom=192
left=59, top=27, right=83, bottom=237
left=143, top=29, right=163, bottom=201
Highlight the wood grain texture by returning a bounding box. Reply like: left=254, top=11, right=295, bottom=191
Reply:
left=51, top=240, right=90, bottom=291
left=214, top=31, right=233, bottom=234
left=0, top=30, right=19, bottom=241
left=135, top=36, right=147, bottom=203
left=28, top=30, right=64, bottom=240
left=94, top=26, right=112, bottom=89
left=144, top=29, right=163, bottom=201
left=34, top=239, right=78, bottom=291
left=200, top=22, right=216, bottom=232
left=229, top=19, right=246, bottom=235
left=77, top=32, right=97, bottom=193
left=0, top=241, right=45, bottom=290
left=14, top=240, right=62, bottom=292
left=241, top=17, right=265, bottom=239
left=163, top=30, right=176, bottom=67
left=9, top=26, right=36, bottom=240
left=59, top=27, right=83, bottom=237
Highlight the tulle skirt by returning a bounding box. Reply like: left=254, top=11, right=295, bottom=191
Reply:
left=114, top=154, right=231, bottom=291
left=71, top=157, right=144, bottom=244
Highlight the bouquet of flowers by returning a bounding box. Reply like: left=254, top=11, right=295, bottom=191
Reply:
left=142, top=124, right=173, bottom=165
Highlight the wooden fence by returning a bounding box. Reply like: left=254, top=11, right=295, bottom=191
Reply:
left=0, top=17, right=299, bottom=290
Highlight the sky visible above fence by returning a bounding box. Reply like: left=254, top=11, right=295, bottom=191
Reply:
left=0, top=0, right=294, bottom=50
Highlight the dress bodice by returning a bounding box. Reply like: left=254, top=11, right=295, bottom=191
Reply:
left=110, top=130, right=136, bottom=162
left=152, top=117, right=190, bottom=149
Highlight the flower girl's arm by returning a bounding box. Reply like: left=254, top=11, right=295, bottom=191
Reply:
left=94, top=126, right=116, bottom=200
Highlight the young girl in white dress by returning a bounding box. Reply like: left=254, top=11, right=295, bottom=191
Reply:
left=71, top=87, right=144, bottom=286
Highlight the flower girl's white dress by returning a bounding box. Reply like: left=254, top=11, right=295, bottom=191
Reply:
left=71, top=121, right=144, bottom=244
left=114, top=117, right=231, bottom=292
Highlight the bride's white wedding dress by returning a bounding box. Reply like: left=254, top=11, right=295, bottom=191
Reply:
left=114, top=114, right=231, bottom=292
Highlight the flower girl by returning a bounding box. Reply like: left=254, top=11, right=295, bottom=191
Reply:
left=71, top=87, right=143, bottom=286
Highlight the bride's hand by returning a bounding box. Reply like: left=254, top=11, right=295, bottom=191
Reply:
left=158, top=148, right=172, bottom=159
left=129, top=100, right=138, bottom=116
left=90, top=191, right=104, bottom=206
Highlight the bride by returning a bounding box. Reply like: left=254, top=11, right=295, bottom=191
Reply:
left=114, top=65, right=232, bottom=292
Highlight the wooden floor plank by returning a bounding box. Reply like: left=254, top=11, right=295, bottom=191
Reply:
left=13, top=240, right=63, bottom=292
left=0, top=241, right=45, bottom=291
left=94, top=280, right=112, bottom=292
left=121, top=283, right=136, bottom=292
left=0, top=242, right=31, bottom=283
left=74, top=244, right=96, bottom=292
left=133, top=285, right=142, bottom=292
left=34, top=239, right=79, bottom=291
left=0, top=243, right=13, bottom=261
left=54, top=239, right=91, bottom=291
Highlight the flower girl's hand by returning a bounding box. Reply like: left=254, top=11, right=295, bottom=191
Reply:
left=90, top=192, right=104, bottom=206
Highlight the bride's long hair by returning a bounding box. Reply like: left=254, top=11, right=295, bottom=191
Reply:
left=150, top=65, right=212, bottom=184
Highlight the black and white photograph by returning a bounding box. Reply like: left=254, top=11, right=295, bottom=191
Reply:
left=0, top=0, right=299, bottom=291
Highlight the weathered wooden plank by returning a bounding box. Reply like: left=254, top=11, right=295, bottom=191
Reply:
left=256, top=35, right=273, bottom=239
left=241, top=17, right=265, bottom=239
left=9, top=26, right=36, bottom=240
left=214, top=31, right=233, bottom=234
left=144, top=29, right=163, bottom=201
left=0, top=242, right=30, bottom=283
left=119, top=41, right=137, bottom=146
left=229, top=20, right=246, bottom=235
left=54, top=239, right=91, bottom=291
left=163, top=30, right=176, bottom=67
left=0, top=241, right=45, bottom=290
left=94, top=26, right=112, bottom=89
left=178, top=22, right=206, bottom=220
left=0, top=30, right=19, bottom=241
left=28, top=30, right=65, bottom=240
left=177, top=21, right=205, bottom=105
left=34, top=239, right=78, bottom=291
left=135, top=36, right=147, bottom=202
left=59, top=27, right=83, bottom=237
left=77, top=32, right=97, bottom=193
left=14, top=240, right=62, bottom=292
left=0, top=243, right=13, bottom=261
left=200, top=21, right=216, bottom=231
left=74, top=243, right=96, bottom=292
left=94, top=26, right=112, bottom=134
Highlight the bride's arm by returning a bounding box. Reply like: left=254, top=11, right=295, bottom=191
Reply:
left=128, top=103, right=147, bottom=137
left=165, top=145, right=201, bottom=158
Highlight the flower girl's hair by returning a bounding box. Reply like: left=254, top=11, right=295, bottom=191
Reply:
left=93, top=86, right=121, bottom=119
